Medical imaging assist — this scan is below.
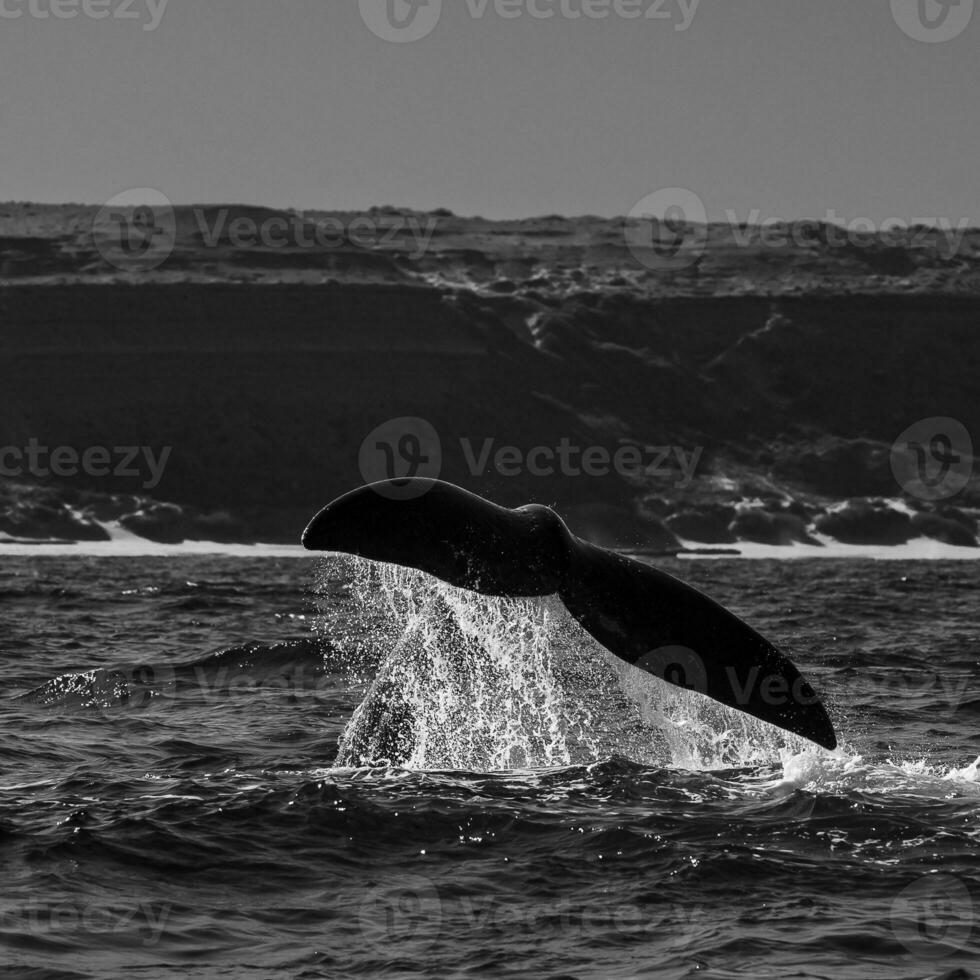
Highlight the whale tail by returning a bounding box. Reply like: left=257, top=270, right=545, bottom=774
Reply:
left=303, top=479, right=837, bottom=750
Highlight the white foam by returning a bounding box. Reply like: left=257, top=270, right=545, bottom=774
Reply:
left=677, top=534, right=980, bottom=560
left=331, top=560, right=592, bottom=770
left=769, top=750, right=980, bottom=800
left=0, top=519, right=312, bottom=557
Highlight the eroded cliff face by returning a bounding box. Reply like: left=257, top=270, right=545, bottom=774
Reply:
left=1, top=205, right=978, bottom=547
left=1, top=282, right=977, bottom=546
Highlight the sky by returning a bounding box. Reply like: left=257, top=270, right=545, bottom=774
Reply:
left=0, top=0, right=976, bottom=222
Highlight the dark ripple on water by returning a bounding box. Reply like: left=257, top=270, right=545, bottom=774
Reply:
left=1, top=555, right=979, bottom=979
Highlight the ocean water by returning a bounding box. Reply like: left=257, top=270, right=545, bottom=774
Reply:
left=1, top=554, right=978, bottom=979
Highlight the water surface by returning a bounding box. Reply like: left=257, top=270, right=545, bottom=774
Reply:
left=1, top=556, right=978, bottom=979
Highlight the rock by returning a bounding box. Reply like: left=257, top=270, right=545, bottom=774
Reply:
left=638, top=495, right=672, bottom=520
left=937, top=506, right=979, bottom=534
left=81, top=495, right=142, bottom=522
left=729, top=508, right=818, bottom=545
left=191, top=510, right=256, bottom=544
left=909, top=512, right=978, bottom=547
left=0, top=481, right=266, bottom=546
left=0, top=501, right=109, bottom=542
left=120, top=503, right=257, bottom=544
left=779, top=438, right=894, bottom=497
left=120, top=503, right=189, bottom=544
left=533, top=312, right=591, bottom=356
left=813, top=499, right=912, bottom=545
left=666, top=506, right=737, bottom=544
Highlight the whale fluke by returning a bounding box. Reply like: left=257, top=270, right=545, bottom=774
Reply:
left=302, top=479, right=837, bottom=750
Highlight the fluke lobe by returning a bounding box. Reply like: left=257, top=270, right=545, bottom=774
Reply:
left=302, top=479, right=837, bottom=750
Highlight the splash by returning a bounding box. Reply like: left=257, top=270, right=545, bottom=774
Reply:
left=329, top=559, right=596, bottom=770
left=611, top=656, right=819, bottom=770
left=771, top=749, right=980, bottom=800
left=317, top=556, right=831, bottom=773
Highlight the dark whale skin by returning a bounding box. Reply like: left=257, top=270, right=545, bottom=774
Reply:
left=303, top=479, right=837, bottom=750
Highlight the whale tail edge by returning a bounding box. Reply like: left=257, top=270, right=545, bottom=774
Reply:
left=303, top=479, right=837, bottom=750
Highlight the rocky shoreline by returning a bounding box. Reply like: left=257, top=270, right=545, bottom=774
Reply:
left=2, top=204, right=977, bottom=550
left=3, top=475, right=976, bottom=552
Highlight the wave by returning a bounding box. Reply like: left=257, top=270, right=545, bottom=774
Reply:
left=16, top=554, right=980, bottom=809
left=3, top=533, right=979, bottom=560
left=18, top=639, right=331, bottom=713
left=315, top=559, right=980, bottom=800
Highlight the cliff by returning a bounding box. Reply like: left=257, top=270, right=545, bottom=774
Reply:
left=1, top=204, right=978, bottom=548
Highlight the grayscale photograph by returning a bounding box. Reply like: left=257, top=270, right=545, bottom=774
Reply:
left=1, top=2, right=978, bottom=978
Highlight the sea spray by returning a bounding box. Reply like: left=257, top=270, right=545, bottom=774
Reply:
left=612, top=657, right=816, bottom=770
left=325, top=558, right=596, bottom=769
left=315, top=555, right=828, bottom=772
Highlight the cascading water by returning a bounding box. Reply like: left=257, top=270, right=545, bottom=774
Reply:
left=315, top=555, right=823, bottom=772
left=323, top=558, right=594, bottom=769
